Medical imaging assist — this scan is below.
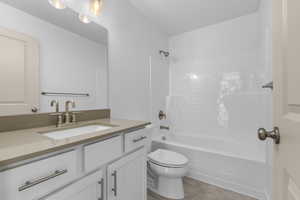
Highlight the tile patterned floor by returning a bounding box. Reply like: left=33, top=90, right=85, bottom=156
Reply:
left=147, top=177, right=257, bottom=200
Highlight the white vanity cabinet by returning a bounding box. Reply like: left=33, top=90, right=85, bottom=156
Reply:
left=0, top=128, right=147, bottom=200
left=107, top=148, right=147, bottom=200
left=44, top=170, right=104, bottom=200
left=0, top=151, right=77, bottom=200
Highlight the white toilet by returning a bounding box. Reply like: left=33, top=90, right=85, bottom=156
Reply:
left=148, top=149, right=189, bottom=199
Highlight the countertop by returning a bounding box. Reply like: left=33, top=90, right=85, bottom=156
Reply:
left=0, top=118, right=150, bottom=167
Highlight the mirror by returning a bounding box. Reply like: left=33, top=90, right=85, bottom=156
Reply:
left=0, top=0, right=108, bottom=116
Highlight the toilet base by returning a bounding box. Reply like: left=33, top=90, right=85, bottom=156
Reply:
left=149, top=176, right=184, bottom=200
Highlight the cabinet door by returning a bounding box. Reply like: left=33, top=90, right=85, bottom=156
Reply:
left=44, top=170, right=104, bottom=200
left=107, top=148, right=147, bottom=200
left=0, top=27, right=39, bottom=116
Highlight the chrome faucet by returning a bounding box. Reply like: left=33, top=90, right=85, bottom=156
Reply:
left=50, top=100, right=63, bottom=127
left=65, top=100, right=76, bottom=124
left=50, top=100, right=59, bottom=113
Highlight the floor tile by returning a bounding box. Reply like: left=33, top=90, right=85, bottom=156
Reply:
left=147, top=177, right=257, bottom=200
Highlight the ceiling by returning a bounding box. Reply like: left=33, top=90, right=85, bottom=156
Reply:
left=1, top=0, right=260, bottom=39
left=129, top=0, right=260, bottom=35
left=0, top=0, right=107, bottom=44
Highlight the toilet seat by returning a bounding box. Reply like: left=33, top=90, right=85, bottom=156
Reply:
left=148, top=149, right=188, bottom=168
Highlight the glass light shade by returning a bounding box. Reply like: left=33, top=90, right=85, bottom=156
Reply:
left=48, top=0, right=66, bottom=10
left=78, top=14, right=91, bottom=24
left=90, top=0, right=103, bottom=16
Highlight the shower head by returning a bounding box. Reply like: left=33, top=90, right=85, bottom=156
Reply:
left=159, top=50, right=170, bottom=57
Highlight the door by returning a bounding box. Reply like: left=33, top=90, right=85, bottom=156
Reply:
left=0, top=27, right=39, bottom=116
left=44, top=170, right=104, bottom=200
left=107, top=148, right=147, bottom=200
left=272, top=0, right=300, bottom=199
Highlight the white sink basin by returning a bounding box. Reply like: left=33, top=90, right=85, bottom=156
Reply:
left=41, top=125, right=113, bottom=140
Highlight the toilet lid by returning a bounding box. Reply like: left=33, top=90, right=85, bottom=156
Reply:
left=148, top=149, right=188, bottom=168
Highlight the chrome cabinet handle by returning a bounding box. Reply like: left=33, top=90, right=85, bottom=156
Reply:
left=133, top=136, right=147, bottom=143
left=111, top=170, right=117, bottom=196
left=98, top=178, right=104, bottom=200
left=18, top=169, right=68, bottom=192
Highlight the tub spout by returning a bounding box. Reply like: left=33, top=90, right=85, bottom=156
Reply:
left=160, top=126, right=170, bottom=131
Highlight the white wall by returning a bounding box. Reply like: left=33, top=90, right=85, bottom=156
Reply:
left=168, top=13, right=269, bottom=151
left=0, top=2, right=108, bottom=112
left=82, top=0, right=169, bottom=122
left=0, top=0, right=170, bottom=124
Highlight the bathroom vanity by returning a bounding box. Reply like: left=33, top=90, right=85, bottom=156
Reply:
left=0, top=118, right=150, bottom=200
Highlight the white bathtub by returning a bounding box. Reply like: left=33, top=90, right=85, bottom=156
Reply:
left=151, top=134, right=267, bottom=200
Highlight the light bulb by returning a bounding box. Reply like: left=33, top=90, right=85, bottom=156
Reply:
left=90, top=0, right=103, bottom=16
left=79, top=14, right=91, bottom=24
left=48, top=0, right=66, bottom=10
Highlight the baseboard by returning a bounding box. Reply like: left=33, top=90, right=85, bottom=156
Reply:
left=187, top=170, right=267, bottom=200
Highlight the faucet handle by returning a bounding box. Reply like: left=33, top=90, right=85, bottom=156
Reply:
left=158, top=110, right=167, bottom=120
left=49, top=112, right=63, bottom=127
left=71, top=111, right=81, bottom=123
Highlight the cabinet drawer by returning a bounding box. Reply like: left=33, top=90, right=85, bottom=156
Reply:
left=125, top=129, right=147, bottom=153
left=0, top=150, right=77, bottom=200
left=84, top=135, right=122, bottom=172
left=44, top=169, right=104, bottom=200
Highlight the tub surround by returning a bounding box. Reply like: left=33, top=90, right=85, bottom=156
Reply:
left=168, top=12, right=269, bottom=151
left=0, top=117, right=150, bottom=167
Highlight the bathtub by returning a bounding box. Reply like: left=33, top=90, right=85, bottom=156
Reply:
left=151, top=133, right=267, bottom=200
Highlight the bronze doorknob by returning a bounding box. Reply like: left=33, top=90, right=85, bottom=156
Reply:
left=31, top=106, right=38, bottom=113
left=258, top=127, right=280, bottom=144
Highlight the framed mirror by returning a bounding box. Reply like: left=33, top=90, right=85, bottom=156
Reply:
left=0, top=0, right=108, bottom=116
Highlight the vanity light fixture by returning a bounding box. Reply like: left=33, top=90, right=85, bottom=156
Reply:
left=48, top=0, right=66, bottom=10
left=90, top=0, right=103, bottom=16
left=78, top=13, right=92, bottom=24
